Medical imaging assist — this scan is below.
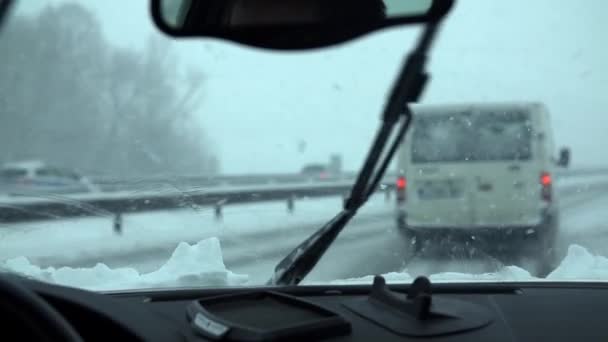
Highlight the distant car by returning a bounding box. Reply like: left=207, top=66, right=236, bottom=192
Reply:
left=300, top=164, right=330, bottom=180
left=0, top=160, right=100, bottom=196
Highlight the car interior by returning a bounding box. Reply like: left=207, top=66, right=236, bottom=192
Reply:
left=1, top=0, right=607, bottom=341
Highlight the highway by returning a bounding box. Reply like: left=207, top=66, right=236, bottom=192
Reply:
left=224, top=180, right=608, bottom=283
left=6, top=177, right=608, bottom=286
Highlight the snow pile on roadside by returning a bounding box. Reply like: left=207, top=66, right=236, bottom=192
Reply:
left=546, top=245, right=608, bottom=280
left=326, top=244, right=608, bottom=285
left=4, top=241, right=608, bottom=291
left=1, top=237, right=248, bottom=291
left=323, top=265, right=535, bottom=285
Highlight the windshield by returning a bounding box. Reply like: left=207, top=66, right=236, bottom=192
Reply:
left=1, top=0, right=608, bottom=291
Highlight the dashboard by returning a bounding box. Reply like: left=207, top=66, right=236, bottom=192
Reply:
left=6, top=274, right=608, bottom=341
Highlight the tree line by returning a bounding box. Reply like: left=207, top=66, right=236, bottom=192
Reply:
left=0, top=3, right=218, bottom=178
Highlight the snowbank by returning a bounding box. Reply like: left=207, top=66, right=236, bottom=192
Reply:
left=546, top=245, right=608, bottom=280
left=5, top=240, right=608, bottom=291
left=321, top=266, right=535, bottom=285
left=1, top=237, right=248, bottom=291
left=323, top=244, right=608, bottom=285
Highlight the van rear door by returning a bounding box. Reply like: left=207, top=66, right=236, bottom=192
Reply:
left=406, top=108, right=542, bottom=228
left=405, top=112, right=477, bottom=228
left=468, top=111, right=542, bottom=227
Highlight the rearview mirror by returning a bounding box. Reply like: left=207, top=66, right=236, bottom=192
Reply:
left=150, top=0, right=454, bottom=50
left=557, top=147, right=570, bottom=167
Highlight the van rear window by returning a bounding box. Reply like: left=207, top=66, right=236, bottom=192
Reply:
left=411, top=110, right=533, bottom=163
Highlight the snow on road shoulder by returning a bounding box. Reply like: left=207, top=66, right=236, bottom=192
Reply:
left=556, top=174, right=608, bottom=189
left=317, top=266, right=534, bottom=285
left=316, top=265, right=534, bottom=285
left=0, top=195, right=391, bottom=266
left=0, top=197, right=331, bottom=262
left=5, top=239, right=608, bottom=291
left=1, top=237, right=248, bottom=291
left=320, top=244, right=608, bottom=285
left=548, top=245, right=608, bottom=280
left=560, top=193, right=608, bottom=233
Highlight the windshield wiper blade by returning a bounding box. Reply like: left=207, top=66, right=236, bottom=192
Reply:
left=268, top=22, right=444, bottom=286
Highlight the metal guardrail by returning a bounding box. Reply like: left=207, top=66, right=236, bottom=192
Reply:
left=0, top=181, right=363, bottom=224
left=90, top=168, right=608, bottom=192
left=1, top=167, right=608, bottom=224
left=90, top=173, right=361, bottom=193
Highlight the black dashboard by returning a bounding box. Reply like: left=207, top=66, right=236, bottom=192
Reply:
left=7, top=274, right=608, bottom=341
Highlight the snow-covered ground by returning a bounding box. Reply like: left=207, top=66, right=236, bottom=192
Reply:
left=323, top=244, right=608, bottom=285
left=1, top=195, right=396, bottom=262
left=2, top=178, right=608, bottom=291
left=3, top=238, right=249, bottom=291
left=0, top=195, right=354, bottom=263
left=556, top=173, right=608, bottom=188
left=5, top=236, right=608, bottom=291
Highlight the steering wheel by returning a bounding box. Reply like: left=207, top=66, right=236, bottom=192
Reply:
left=0, top=275, right=83, bottom=342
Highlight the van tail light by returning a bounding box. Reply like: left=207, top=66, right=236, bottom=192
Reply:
left=540, top=171, right=552, bottom=202
left=396, top=176, right=407, bottom=202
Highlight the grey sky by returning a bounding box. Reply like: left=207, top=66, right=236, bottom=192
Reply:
left=11, top=0, right=608, bottom=173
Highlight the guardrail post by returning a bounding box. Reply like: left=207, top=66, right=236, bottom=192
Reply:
left=113, top=212, right=122, bottom=235
left=214, top=201, right=223, bottom=220
left=287, top=195, right=295, bottom=213
left=385, top=187, right=391, bottom=202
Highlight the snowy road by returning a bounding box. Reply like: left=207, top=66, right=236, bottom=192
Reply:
left=237, top=181, right=608, bottom=284
left=557, top=187, right=608, bottom=257
left=3, top=177, right=608, bottom=288
left=2, top=195, right=405, bottom=284
left=0, top=177, right=608, bottom=284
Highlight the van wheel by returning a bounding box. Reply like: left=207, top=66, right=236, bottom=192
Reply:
left=396, top=216, right=422, bottom=256
left=523, top=247, right=555, bottom=278
left=535, top=237, right=558, bottom=278
left=528, top=228, right=558, bottom=278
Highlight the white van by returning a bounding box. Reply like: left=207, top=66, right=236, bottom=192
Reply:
left=395, top=102, right=569, bottom=273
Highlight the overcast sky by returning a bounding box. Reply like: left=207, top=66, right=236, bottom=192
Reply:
left=12, top=0, right=608, bottom=174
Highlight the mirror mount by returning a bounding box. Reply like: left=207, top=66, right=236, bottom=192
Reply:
left=150, top=0, right=455, bottom=50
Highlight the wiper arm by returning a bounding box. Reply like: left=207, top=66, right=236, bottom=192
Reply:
left=268, top=21, right=444, bottom=286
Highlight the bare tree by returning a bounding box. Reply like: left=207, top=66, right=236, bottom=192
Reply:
left=0, top=3, right=218, bottom=178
